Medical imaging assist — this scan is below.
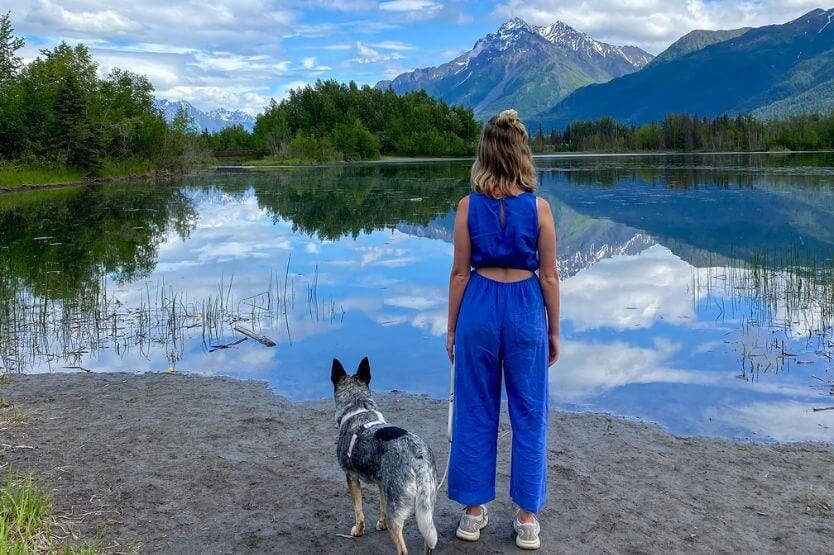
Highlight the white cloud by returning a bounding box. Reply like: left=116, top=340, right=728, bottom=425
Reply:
left=348, top=41, right=405, bottom=64
left=562, top=245, right=696, bottom=331
left=552, top=337, right=713, bottom=402
left=492, top=0, right=825, bottom=53
left=367, top=40, right=415, bottom=51
left=303, top=0, right=378, bottom=10
left=26, top=0, right=141, bottom=35
left=379, top=0, right=442, bottom=12
left=706, top=401, right=834, bottom=442
left=384, top=296, right=441, bottom=310
left=301, top=56, right=332, bottom=71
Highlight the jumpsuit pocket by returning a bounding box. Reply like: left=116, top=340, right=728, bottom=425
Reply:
left=509, top=282, right=546, bottom=342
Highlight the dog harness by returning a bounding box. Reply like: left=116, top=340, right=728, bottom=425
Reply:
left=337, top=407, right=386, bottom=459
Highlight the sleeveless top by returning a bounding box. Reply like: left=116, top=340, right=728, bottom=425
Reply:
left=468, top=192, right=539, bottom=271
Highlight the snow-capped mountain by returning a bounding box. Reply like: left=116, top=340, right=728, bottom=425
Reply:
left=376, top=18, right=653, bottom=120
left=154, top=99, right=256, bottom=132
left=494, top=18, right=652, bottom=67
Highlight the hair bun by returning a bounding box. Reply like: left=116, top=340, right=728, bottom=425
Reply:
left=496, top=109, right=520, bottom=126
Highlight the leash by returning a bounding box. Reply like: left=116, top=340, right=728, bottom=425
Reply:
left=437, top=361, right=454, bottom=491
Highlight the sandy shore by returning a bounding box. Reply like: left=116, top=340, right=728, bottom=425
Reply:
left=1, top=373, right=831, bottom=553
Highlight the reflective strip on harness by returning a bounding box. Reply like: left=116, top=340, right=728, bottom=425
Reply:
left=347, top=418, right=386, bottom=459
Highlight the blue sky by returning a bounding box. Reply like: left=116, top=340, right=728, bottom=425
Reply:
left=6, top=0, right=828, bottom=114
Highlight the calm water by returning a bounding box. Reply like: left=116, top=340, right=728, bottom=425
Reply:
left=2, top=153, right=833, bottom=442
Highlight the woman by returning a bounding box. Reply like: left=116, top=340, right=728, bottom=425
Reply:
left=446, top=109, right=560, bottom=550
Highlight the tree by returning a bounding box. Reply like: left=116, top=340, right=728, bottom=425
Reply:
left=54, top=72, right=97, bottom=170
left=0, top=11, right=24, bottom=85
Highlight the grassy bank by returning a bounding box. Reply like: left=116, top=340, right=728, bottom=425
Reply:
left=0, top=158, right=201, bottom=193
left=236, top=154, right=471, bottom=167
left=0, top=166, right=85, bottom=190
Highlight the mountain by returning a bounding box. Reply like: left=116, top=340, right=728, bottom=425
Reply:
left=650, top=28, right=751, bottom=65
left=154, top=99, right=256, bottom=132
left=539, top=9, right=834, bottom=128
left=376, top=17, right=653, bottom=120
left=753, top=78, right=834, bottom=119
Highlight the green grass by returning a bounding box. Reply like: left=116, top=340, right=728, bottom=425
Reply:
left=1, top=472, right=52, bottom=553
left=1, top=471, right=100, bottom=554
left=94, top=158, right=156, bottom=179
left=241, top=155, right=340, bottom=166
left=0, top=166, right=84, bottom=189
left=0, top=158, right=173, bottom=190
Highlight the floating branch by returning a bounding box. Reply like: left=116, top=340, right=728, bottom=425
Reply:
left=209, top=337, right=248, bottom=352
left=233, top=325, right=276, bottom=347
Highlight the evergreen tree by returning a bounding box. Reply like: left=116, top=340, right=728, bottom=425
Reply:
left=0, top=11, right=24, bottom=84
left=54, top=72, right=97, bottom=170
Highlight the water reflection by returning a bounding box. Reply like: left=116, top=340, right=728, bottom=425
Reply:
left=1, top=154, right=832, bottom=441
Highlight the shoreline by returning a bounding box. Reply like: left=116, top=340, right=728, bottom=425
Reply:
left=0, top=170, right=182, bottom=196
left=1, top=372, right=831, bottom=553
left=221, top=149, right=834, bottom=169
left=2, top=149, right=832, bottom=194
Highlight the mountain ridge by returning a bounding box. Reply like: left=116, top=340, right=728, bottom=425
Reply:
left=649, top=28, right=752, bottom=65
left=376, top=18, right=653, bottom=120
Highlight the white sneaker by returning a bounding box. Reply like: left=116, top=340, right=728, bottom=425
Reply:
left=513, top=511, right=541, bottom=550
left=455, top=505, right=488, bottom=541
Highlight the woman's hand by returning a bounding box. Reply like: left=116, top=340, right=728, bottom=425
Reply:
left=548, top=333, right=560, bottom=366
left=446, top=331, right=455, bottom=363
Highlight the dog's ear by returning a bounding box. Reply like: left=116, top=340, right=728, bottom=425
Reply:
left=331, top=358, right=347, bottom=387
left=355, top=356, right=371, bottom=385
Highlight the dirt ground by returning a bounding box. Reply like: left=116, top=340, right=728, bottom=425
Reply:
left=1, top=372, right=832, bottom=554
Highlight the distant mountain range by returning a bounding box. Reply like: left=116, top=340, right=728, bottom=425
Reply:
left=154, top=99, right=256, bottom=132
left=376, top=18, right=653, bottom=120
left=377, top=9, right=834, bottom=128
left=539, top=8, right=834, bottom=127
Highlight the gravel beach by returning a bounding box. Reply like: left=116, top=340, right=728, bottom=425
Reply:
left=1, top=372, right=832, bottom=553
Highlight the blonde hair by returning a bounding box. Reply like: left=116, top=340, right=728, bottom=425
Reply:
left=471, top=109, right=537, bottom=198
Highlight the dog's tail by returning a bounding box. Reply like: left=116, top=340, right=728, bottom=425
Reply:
left=414, top=463, right=438, bottom=550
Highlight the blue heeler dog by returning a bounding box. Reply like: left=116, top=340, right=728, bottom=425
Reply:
left=331, top=357, right=438, bottom=554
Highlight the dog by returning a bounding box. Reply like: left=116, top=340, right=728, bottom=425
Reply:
left=331, top=357, right=438, bottom=554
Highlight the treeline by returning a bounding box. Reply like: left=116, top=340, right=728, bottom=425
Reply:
left=531, top=113, right=834, bottom=153
left=0, top=13, right=198, bottom=177
left=249, top=80, right=481, bottom=162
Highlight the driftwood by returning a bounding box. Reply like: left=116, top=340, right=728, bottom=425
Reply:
left=233, top=325, right=276, bottom=347
left=64, top=365, right=91, bottom=373
left=209, top=337, right=248, bottom=352
left=812, top=406, right=834, bottom=412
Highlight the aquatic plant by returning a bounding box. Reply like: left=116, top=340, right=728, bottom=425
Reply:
left=0, top=257, right=344, bottom=374
left=694, top=247, right=834, bottom=382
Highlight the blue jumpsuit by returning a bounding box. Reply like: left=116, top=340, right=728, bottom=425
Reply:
left=448, top=192, right=549, bottom=514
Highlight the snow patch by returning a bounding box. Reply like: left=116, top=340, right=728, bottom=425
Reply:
left=819, top=12, right=833, bottom=34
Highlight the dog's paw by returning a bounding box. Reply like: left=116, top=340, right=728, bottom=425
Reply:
left=351, top=521, right=365, bottom=537
left=376, top=519, right=387, bottom=531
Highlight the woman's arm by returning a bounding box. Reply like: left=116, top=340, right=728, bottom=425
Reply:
left=537, top=198, right=560, bottom=365
left=446, top=196, right=472, bottom=362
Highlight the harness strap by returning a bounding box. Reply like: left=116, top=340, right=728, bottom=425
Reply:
left=338, top=407, right=375, bottom=428
left=347, top=417, right=386, bottom=459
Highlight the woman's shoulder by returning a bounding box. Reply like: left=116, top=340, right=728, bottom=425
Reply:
left=535, top=196, right=553, bottom=225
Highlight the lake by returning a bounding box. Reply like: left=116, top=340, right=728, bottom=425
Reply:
left=1, top=153, right=833, bottom=442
